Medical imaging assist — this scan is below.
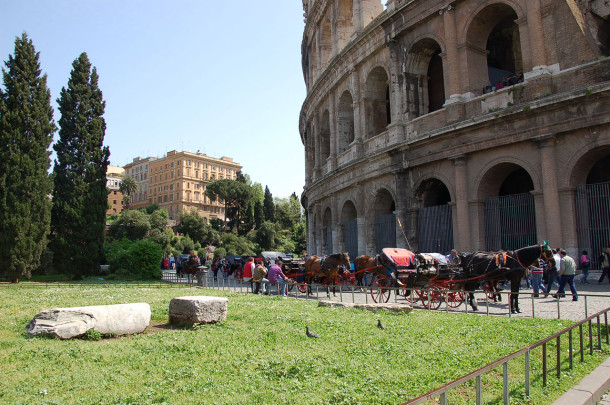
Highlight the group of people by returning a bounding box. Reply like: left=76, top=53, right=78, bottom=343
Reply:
left=483, top=73, right=525, bottom=94
left=527, top=248, right=578, bottom=300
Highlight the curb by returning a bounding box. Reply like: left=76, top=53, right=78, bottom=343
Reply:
left=553, top=357, right=610, bottom=405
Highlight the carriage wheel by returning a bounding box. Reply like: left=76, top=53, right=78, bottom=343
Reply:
left=288, top=283, right=294, bottom=292
left=370, top=274, right=392, bottom=303
left=297, top=283, right=307, bottom=293
left=447, top=291, right=464, bottom=308
left=426, top=287, right=443, bottom=310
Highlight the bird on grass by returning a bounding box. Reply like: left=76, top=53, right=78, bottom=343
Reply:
left=306, top=326, right=320, bottom=338
left=377, top=319, right=385, bottom=330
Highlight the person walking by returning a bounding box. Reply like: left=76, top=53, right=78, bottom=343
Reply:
left=530, top=261, right=546, bottom=297
left=579, top=250, right=590, bottom=283
left=543, top=250, right=561, bottom=297
left=553, top=249, right=578, bottom=301
left=598, top=247, right=610, bottom=284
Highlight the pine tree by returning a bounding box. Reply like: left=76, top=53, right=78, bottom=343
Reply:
left=50, top=53, right=110, bottom=279
left=0, top=33, right=56, bottom=283
left=263, top=186, right=275, bottom=222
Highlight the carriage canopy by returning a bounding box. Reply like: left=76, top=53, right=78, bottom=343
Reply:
left=380, top=248, right=417, bottom=269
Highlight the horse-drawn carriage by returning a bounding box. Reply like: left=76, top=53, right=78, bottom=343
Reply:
left=358, top=243, right=554, bottom=313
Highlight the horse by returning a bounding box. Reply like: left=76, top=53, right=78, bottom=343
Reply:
left=304, top=253, right=350, bottom=297
left=353, top=255, right=383, bottom=286
left=182, top=256, right=200, bottom=285
left=460, top=242, right=553, bottom=313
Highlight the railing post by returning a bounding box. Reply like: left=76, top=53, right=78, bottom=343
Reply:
left=557, top=295, right=561, bottom=319
left=589, top=320, right=594, bottom=355
left=578, top=323, right=585, bottom=363
left=476, top=374, right=482, bottom=405
left=585, top=295, right=588, bottom=318
left=531, top=293, right=535, bottom=318
left=525, top=349, right=531, bottom=396
left=543, top=343, right=547, bottom=387
left=556, top=336, right=561, bottom=378
left=606, top=313, right=609, bottom=344
left=440, top=392, right=447, bottom=405
left=503, top=361, right=509, bottom=405
left=597, top=316, right=602, bottom=351
left=568, top=329, right=574, bottom=370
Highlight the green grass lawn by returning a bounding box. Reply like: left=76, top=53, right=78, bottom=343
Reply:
left=0, top=285, right=608, bottom=404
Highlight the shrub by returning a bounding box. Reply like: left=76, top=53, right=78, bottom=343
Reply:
left=105, top=239, right=163, bottom=280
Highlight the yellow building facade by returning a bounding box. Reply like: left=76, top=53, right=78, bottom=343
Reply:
left=147, top=150, right=242, bottom=222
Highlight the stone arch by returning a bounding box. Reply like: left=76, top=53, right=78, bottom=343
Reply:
left=337, top=90, right=355, bottom=154
left=340, top=199, right=359, bottom=257
left=414, top=177, right=453, bottom=253
left=404, top=37, right=446, bottom=117
left=320, top=16, right=332, bottom=71
left=569, top=147, right=610, bottom=268
left=476, top=161, right=538, bottom=251
left=465, top=2, right=524, bottom=94
left=322, top=206, right=333, bottom=254
left=372, top=187, right=397, bottom=252
left=336, top=0, right=354, bottom=52
left=599, top=18, right=610, bottom=56
left=320, top=109, right=331, bottom=161
left=364, top=66, right=391, bottom=139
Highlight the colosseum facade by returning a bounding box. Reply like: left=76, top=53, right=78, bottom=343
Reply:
left=299, top=0, right=610, bottom=264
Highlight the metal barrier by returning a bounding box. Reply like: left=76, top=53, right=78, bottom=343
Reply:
left=403, top=307, right=610, bottom=405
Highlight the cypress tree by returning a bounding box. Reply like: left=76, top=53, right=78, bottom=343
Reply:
left=50, top=53, right=110, bottom=279
left=0, top=33, right=56, bottom=283
left=263, top=186, right=275, bottom=222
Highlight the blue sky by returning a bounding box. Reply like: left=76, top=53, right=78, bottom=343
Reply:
left=0, top=1, right=307, bottom=199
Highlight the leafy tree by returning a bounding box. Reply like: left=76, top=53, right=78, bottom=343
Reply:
left=254, top=199, right=264, bottom=229
left=213, top=247, right=226, bottom=260
left=0, top=33, right=56, bottom=282
left=263, top=186, right=275, bottom=222
left=255, top=221, right=278, bottom=251
left=105, top=238, right=162, bottom=280
left=179, top=210, right=220, bottom=246
left=50, top=52, right=110, bottom=279
left=110, top=210, right=151, bottom=240
left=143, top=203, right=160, bottom=214
left=205, top=177, right=252, bottom=235
left=118, top=176, right=138, bottom=210
left=220, top=233, right=255, bottom=256
left=275, top=194, right=302, bottom=230
left=290, top=221, right=307, bottom=255
left=149, top=209, right=169, bottom=234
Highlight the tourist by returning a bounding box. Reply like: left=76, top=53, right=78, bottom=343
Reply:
left=252, top=262, right=270, bottom=295
left=598, top=247, right=610, bottom=284
left=243, top=256, right=255, bottom=291
left=579, top=250, right=590, bottom=283
left=268, top=259, right=288, bottom=297
left=211, top=258, right=219, bottom=281
left=543, top=250, right=561, bottom=296
left=553, top=249, right=578, bottom=301
left=446, top=249, right=460, bottom=265
left=530, top=261, right=546, bottom=297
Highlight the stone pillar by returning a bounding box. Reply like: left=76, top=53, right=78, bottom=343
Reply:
left=353, top=0, right=364, bottom=35
left=526, top=0, right=548, bottom=68
left=328, top=91, right=337, bottom=171
left=452, top=156, right=471, bottom=252
left=441, top=5, right=461, bottom=98
left=313, top=113, right=321, bottom=180
left=559, top=188, right=578, bottom=257
left=351, top=68, right=365, bottom=155
left=330, top=4, right=338, bottom=58
left=537, top=137, right=563, bottom=247
left=356, top=216, right=366, bottom=256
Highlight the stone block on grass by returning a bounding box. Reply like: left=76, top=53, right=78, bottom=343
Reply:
left=26, top=303, right=151, bottom=339
left=169, top=296, right=228, bottom=325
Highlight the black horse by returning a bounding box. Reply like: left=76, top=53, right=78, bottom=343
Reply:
left=460, top=242, right=553, bottom=313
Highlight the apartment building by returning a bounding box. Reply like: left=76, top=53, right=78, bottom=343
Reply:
left=123, top=156, right=156, bottom=211
left=106, top=165, right=124, bottom=215
left=147, top=150, right=242, bottom=222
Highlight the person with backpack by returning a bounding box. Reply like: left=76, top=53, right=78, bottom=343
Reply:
left=599, top=247, right=610, bottom=284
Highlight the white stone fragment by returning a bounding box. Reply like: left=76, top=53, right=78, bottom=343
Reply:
left=169, top=296, right=228, bottom=325
left=26, top=303, right=151, bottom=339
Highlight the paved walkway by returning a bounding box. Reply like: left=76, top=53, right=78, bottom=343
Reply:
left=165, top=271, right=610, bottom=322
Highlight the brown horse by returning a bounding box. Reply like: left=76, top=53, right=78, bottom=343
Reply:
left=353, top=255, right=384, bottom=286
left=182, top=256, right=200, bottom=285
left=304, top=253, right=350, bottom=297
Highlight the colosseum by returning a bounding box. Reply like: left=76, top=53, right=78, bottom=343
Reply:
left=299, top=0, right=610, bottom=264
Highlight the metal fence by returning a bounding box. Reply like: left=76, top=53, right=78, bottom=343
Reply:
left=485, top=192, right=537, bottom=251
left=344, top=219, right=358, bottom=258
left=576, top=182, right=610, bottom=269
left=375, top=213, right=396, bottom=254
left=404, top=306, right=610, bottom=405
left=417, top=204, right=453, bottom=254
